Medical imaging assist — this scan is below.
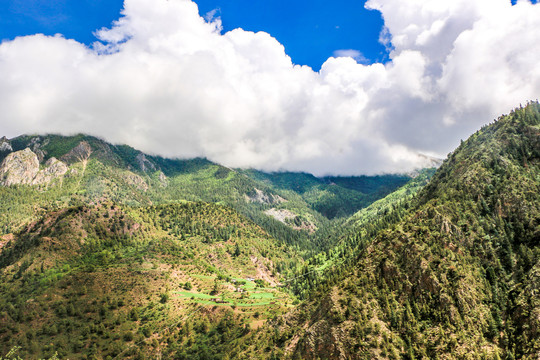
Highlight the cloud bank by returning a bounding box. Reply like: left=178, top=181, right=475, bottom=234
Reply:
left=0, top=0, right=539, bottom=175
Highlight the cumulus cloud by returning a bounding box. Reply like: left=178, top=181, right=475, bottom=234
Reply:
left=0, top=0, right=539, bottom=175
left=333, top=49, right=369, bottom=64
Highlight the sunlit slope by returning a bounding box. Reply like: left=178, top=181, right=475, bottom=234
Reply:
left=259, top=103, right=540, bottom=359
left=0, top=201, right=299, bottom=359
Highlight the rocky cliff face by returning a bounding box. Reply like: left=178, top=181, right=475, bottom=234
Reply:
left=61, top=141, right=93, bottom=164
left=136, top=153, right=156, bottom=172
left=0, top=137, right=12, bottom=153
left=0, top=148, right=68, bottom=186
left=32, top=157, right=69, bottom=185
left=245, top=187, right=286, bottom=205
left=0, top=148, right=40, bottom=186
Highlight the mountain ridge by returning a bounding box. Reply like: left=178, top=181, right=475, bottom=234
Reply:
left=0, top=133, right=421, bottom=257
left=2, top=103, right=537, bottom=359
left=259, top=102, right=540, bottom=359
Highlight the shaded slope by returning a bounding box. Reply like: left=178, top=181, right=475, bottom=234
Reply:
left=241, top=170, right=411, bottom=219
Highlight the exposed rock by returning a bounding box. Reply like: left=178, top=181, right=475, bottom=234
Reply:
left=158, top=171, right=168, bottom=188
left=0, top=148, right=40, bottom=186
left=32, top=157, right=69, bottom=185
left=264, top=208, right=316, bottom=233
left=136, top=153, right=156, bottom=172
left=264, top=208, right=296, bottom=223
left=245, top=188, right=286, bottom=205
left=27, top=137, right=48, bottom=161
left=61, top=141, right=93, bottom=164
left=123, top=172, right=149, bottom=192
left=35, top=150, right=46, bottom=162
left=28, top=136, right=41, bottom=150
left=0, top=137, right=12, bottom=152
left=0, top=149, right=69, bottom=187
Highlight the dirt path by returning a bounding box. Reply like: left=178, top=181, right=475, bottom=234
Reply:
left=76, top=159, right=88, bottom=190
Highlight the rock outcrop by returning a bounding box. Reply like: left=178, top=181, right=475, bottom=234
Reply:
left=264, top=208, right=316, bottom=233
left=0, top=148, right=40, bottom=186
left=122, top=171, right=149, bottom=192
left=158, top=171, right=168, bottom=187
left=245, top=188, right=286, bottom=205
left=0, top=148, right=68, bottom=186
left=32, top=157, right=69, bottom=185
left=136, top=153, right=156, bottom=172
left=0, top=137, right=12, bottom=152
left=61, top=141, right=93, bottom=164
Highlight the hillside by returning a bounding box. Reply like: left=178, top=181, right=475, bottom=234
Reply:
left=0, top=133, right=430, bottom=359
left=3, top=99, right=538, bottom=360
left=0, top=134, right=411, bottom=258
left=256, top=103, right=540, bottom=359
left=241, top=170, right=411, bottom=219
left=2, top=100, right=537, bottom=359
left=0, top=201, right=299, bottom=359
left=274, top=168, right=437, bottom=300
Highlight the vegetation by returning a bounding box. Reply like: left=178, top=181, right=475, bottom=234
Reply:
left=258, top=102, right=540, bottom=359
left=0, top=201, right=299, bottom=359
left=241, top=170, right=410, bottom=219
left=1, top=102, right=538, bottom=359
left=0, top=133, right=410, bottom=260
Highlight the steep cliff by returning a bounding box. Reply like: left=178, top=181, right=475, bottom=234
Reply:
left=0, top=148, right=68, bottom=186
left=0, top=148, right=40, bottom=186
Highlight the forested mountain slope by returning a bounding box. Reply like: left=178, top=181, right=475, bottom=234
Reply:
left=0, top=132, right=431, bottom=359
left=0, top=202, right=299, bottom=359
left=260, top=103, right=540, bottom=359
left=0, top=134, right=411, bottom=258
left=240, top=170, right=411, bottom=219
left=278, top=168, right=437, bottom=300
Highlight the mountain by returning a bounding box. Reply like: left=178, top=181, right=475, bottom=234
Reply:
left=258, top=103, right=540, bottom=359
left=4, top=98, right=536, bottom=360
left=0, top=133, right=412, bottom=257
left=0, top=201, right=301, bottom=359
left=7, top=101, right=534, bottom=360
left=240, top=170, right=411, bottom=220
left=0, top=133, right=429, bottom=359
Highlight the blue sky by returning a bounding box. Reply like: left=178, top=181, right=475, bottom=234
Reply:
left=0, top=0, right=539, bottom=175
left=195, top=0, right=387, bottom=69
left=0, top=1, right=123, bottom=43
left=0, top=0, right=386, bottom=70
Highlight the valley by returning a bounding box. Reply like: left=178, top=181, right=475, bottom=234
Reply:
left=0, top=103, right=538, bottom=359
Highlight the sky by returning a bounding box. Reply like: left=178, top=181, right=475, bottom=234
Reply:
left=0, top=0, right=386, bottom=70
left=0, top=0, right=539, bottom=175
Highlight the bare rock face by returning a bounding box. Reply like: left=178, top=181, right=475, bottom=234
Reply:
left=0, top=137, right=12, bottom=152
left=245, top=188, right=286, bottom=205
left=61, top=141, right=93, bottom=164
left=0, top=148, right=40, bottom=186
left=136, top=153, right=156, bottom=172
left=0, top=149, right=69, bottom=187
left=264, top=208, right=316, bottom=233
left=27, top=136, right=48, bottom=161
left=32, top=157, right=69, bottom=185
left=158, top=171, right=168, bottom=188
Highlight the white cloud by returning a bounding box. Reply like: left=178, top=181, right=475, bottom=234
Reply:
left=0, top=0, right=539, bottom=176
left=333, top=49, right=369, bottom=64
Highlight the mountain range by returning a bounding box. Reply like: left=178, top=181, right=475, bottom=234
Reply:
left=0, top=102, right=538, bottom=359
